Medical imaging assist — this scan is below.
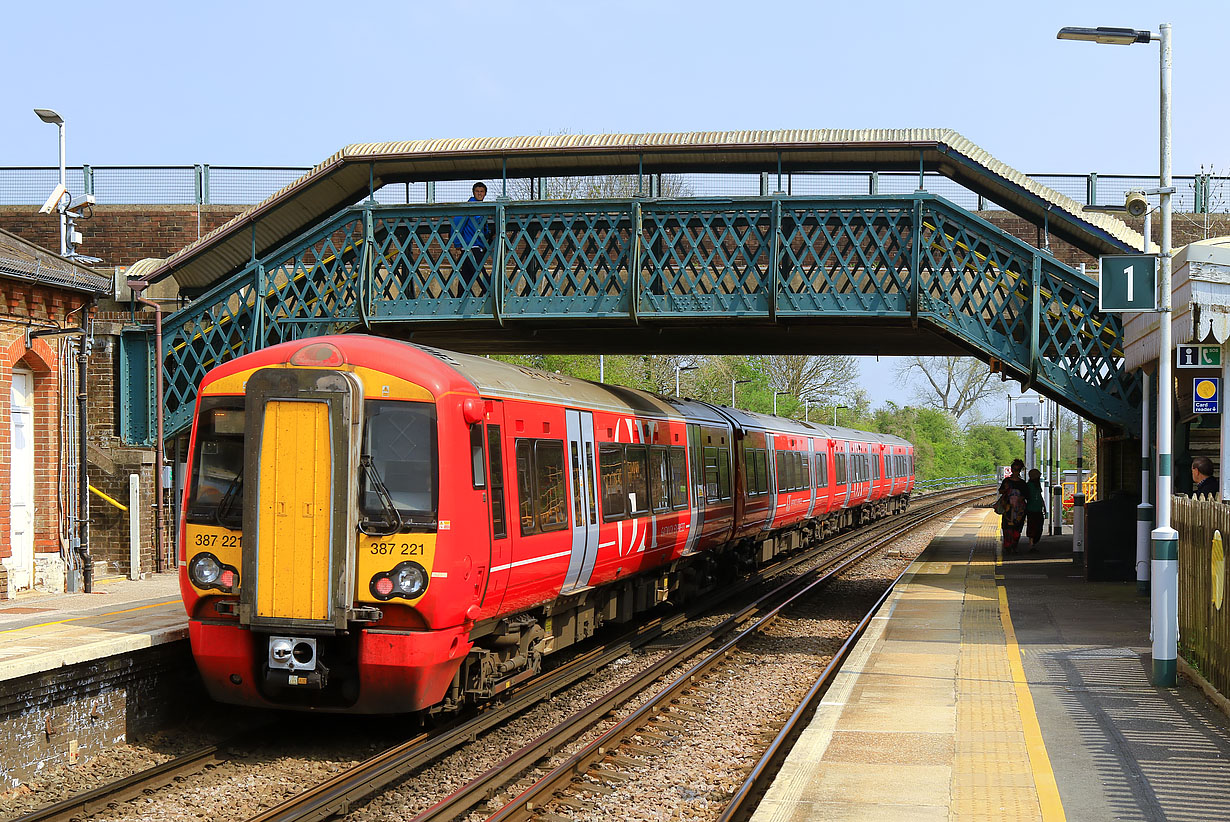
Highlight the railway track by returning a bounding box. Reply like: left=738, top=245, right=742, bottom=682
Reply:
left=11, top=488, right=986, bottom=822
left=246, top=487, right=989, bottom=822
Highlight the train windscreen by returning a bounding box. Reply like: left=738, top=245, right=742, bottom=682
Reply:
left=360, top=400, right=438, bottom=528
left=186, top=398, right=245, bottom=527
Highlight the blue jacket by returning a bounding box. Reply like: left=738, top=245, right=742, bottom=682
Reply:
left=452, top=197, right=488, bottom=251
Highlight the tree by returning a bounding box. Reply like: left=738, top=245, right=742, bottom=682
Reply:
left=763, top=354, right=858, bottom=411
left=897, top=356, right=1006, bottom=423
left=509, top=171, right=693, bottom=201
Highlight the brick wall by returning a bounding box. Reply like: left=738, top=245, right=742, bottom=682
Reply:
left=0, top=206, right=244, bottom=269
left=0, top=282, right=89, bottom=598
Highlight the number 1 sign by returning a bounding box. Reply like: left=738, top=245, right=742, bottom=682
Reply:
left=1099, top=255, right=1158, bottom=312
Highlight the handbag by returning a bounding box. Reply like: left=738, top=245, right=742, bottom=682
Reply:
left=993, top=495, right=1009, bottom=515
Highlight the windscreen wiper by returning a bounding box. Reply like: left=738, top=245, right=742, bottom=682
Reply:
left=359, top=455, right=405, bottom=537
left=214, top=470, right=244, bottom=529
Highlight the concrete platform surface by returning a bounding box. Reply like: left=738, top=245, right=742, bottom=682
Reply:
left=752, top=506, right=1230, bottom=822
left=0, top=572, right=184, bottom=681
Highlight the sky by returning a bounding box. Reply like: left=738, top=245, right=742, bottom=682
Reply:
left=4, top=0, right=1225, bottom=411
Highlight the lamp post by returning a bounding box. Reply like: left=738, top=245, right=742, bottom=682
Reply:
left=773, top=391, right=790, bottom=416
left=1058, top=21, right=1176, bottom=687
left=833, top=405, right=848, bottom=426
left=33, top=108, right=66, bottom=256
left=675, top=364, right=697, bottom=397
left=731, top=378, right=752, bottom=407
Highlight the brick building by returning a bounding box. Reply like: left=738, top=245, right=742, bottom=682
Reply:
left=0, top=229, right=111, bottom=598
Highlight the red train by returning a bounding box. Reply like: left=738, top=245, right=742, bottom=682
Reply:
left=180, top=335, right=914, bottom=713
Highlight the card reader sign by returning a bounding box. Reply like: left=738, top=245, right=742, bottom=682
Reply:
left=1194, top=378, right=1220, bottom=414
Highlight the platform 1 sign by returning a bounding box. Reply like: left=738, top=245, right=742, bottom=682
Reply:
left=1177, top=345, right=1222, bottom=369
left=1194, top=378, right=1221, bottom=414
left=1099, top=254, right=1158, bottom=312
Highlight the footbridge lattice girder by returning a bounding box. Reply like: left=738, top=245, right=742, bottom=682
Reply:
left=150, top=193, right=1137, bottom=441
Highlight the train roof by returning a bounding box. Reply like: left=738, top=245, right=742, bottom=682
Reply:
left=718, top=405, right=912, bottom=447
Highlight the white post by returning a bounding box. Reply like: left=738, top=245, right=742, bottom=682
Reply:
left=128, top=473, right=140, bottom=580
left=599, top=355, right=605, bottom=383
left=1052, top=407, right=1063, bottom=535
left=57, top=120, right=66, bottom=256
left=1139, top=370, right=1154, bottom=594
left=1151, top=21, right=1179, bottom=687
left=1074, top=417, right=1085, bottom=565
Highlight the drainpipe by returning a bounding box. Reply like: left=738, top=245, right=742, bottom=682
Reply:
left=133, top=284, right=165, bottom=574
left=79, top=307, right=93, bottom=592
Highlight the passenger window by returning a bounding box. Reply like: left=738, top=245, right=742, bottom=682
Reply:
left=717, top=447, right=731, bottom=500
left=585, top=442, right=598, bottom=523
left=535, top=440, right=568, bottom=532
left=793, top=453, right=803, bottom=490
left=650, top=447, right=671, bottom=512
left=570, top=442, right=584, bottom=526
left=487, top=425, right=506, bottom=539
left=625, top=445, right=650, bottom=515
left=470, top=424, right=486, bottom=489
left=600, top=444, right=626, bottom=521
left=819, top=454, right=828, bottom=488
left=802, top=453, right=810, bottom=489
left=836, top=453, right=846, bottom=485
left=748, top=449, right=762, bottom=496
left=669, top=446, right=688, bottom=509
left=704, top=446, right=720, bottom=503
left=775, top=451, right=787, bottom=492
left=516, top=439, right=536, bottom=535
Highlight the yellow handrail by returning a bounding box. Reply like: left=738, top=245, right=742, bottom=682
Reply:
left=89, top=484, right=129, bottom=512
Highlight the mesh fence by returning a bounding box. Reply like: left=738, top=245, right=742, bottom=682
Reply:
left=0, top=165, right=1225, bottom=213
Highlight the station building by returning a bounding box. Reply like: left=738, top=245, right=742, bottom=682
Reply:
left=0, top=229, right=110, bottom=597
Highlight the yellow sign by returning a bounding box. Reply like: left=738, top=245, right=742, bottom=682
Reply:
left=1214, top=530, right=1225, bottom=611
left=1197, top=379, right=1218, bottom=400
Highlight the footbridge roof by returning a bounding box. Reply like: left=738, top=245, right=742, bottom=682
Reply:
left=134, top=129, right=1143, bottom=291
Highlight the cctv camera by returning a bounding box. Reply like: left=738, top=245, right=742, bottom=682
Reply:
left=38, top=183, right=67, bottom=215
left=69, top=193, right=95, bottom=210
left=1125, top=190, right=1149, bottom=218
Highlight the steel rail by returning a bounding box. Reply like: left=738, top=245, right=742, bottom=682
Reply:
left=432, top=490, right=988, bottom=822
left=238, top=488, right=984, bottom=822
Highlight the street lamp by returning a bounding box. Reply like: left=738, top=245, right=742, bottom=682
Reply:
left=731, top=379, right=752, bottom=407
left=33, top=108, right=67, bottom=256
left=1057, top=21, right=1176, bottom=687
left=675, top=364, right=697, bottom=397
left=773, top=391, right=791, bottom=416
left=833, top=405, right=848, bottom=426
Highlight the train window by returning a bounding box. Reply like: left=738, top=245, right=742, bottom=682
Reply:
left=818, top=453, right=828, bottom=488
left=361, top=401, right=438, bottom=527
left=535, top=440, right=568, bottom=532
left=873, top=453, right=880, bottom=480
left=703, top=446, right=720, bottom=503
left=571, top=442, right=585, bottom=526
left=802, top=453, right=811, bottom=489
left=516, top=439, right=536, bottom=535
left=835, top=452, right=846, bottom=485
left=650, top=447, right=671, bottom=513
left=669, top=447, right=688, bottom=509
left=793, top=453, right=803, bottom=490
left=585, top=442, right=598, bottom=523
left=758, top=450, right=771, bottom=494
left=487, top=425, right=506, bottom=539
left=746, top=449, right=760, bottom=496
left=717, top=447, right=732, bottom=500
left=625, top=445, right=650, bottom=515
left=186, top=399, right=245, bottom=526
left=775, top=452, right=787, bottom=492
left=600, top=444, right=626, bottom=521
left=470, top=424, right=486, bottom=489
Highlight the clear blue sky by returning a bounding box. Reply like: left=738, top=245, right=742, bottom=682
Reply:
left=4, top=0, right=1223, bottom=410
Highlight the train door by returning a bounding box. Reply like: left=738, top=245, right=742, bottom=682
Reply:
left=482, top=401, right=511, bottom=617
left=685, top=424, right=705, bottom=551
left=842, top=441, right=853, bottom=508
left=805, top=437, right=817, bottom=518
left=562, top=409, right=600, bottom=593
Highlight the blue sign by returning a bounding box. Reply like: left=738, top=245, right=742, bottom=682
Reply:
left=1194, top=378, right=1221, bottom=414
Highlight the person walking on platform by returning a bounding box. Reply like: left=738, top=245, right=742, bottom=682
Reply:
left=1192, top=456, right=1219, bottom=497
left=996, top=459, right=1028, bottom=554
left=1025, top=468, right=1047, bottom=551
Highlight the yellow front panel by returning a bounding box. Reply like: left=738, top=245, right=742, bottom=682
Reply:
left=355, top=534, right=437, bottom=604
left=186, top=524, right=244, bottom=595
left=256, top=400, right=332, bottom=621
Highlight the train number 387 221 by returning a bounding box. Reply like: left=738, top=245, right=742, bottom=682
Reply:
left=369, top=542, right=425, bottom=556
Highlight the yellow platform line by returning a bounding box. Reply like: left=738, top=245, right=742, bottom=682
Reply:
left=0, top=598, right=179, bottom=635
left=998, top=579, right=1066, bottom=821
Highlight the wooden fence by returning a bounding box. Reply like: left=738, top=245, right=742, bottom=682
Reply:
left=1175, top=495, right=1230, bottom=696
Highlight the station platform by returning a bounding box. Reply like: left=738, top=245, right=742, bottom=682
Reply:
left=0, top=572, right=184, bottom=681
left=753, top=506, right=1230, bottom=822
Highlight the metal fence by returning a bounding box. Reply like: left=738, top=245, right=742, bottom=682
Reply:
left=0, top=165, right=1226, bottom=213
left=914, top=474, right=999, bottom=492
left=1174, top=495, right=1230, bottom=698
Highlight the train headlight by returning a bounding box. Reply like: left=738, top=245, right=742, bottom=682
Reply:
left=189, top=552, right=239, bottom=593
left=369, top=561, right=428, bottom=601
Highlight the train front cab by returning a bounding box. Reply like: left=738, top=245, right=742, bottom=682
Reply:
left=181, top=340, right=481, bottom=713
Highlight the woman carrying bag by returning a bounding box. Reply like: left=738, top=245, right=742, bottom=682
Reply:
left=996, top=459, right=1029, bottom=555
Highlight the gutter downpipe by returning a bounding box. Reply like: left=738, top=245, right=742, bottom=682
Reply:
left=133, top=284, right=166, bottom=574
left=78, top=302, right=95, bottom=592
